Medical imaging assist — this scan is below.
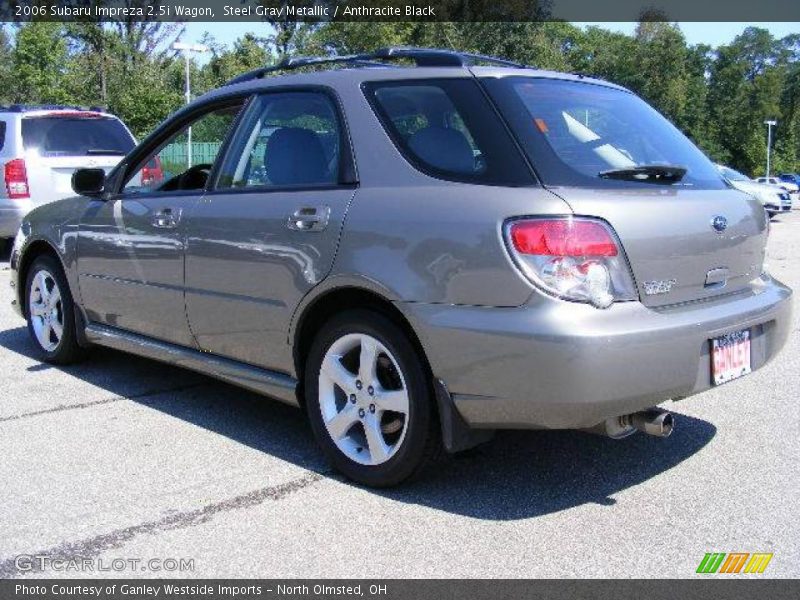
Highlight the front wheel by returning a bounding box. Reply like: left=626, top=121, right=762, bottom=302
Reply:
left=304, top=310, right=440, bottom=487
left=25, top=255, right=86, bottom=365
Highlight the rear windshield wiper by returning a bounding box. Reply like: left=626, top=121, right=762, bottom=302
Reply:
left=86, top=149, right=127, bottom=155
left=599, top=164, right=687, bottom=184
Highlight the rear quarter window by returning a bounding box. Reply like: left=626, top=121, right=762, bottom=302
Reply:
left=21, top=115, right=135, bottom=157
left=0, top=121, right=6, bottom=152
left=363, top=79, right=534, bottom=186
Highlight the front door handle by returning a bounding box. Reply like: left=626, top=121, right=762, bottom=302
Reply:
left=152, top=207, right=180, bottom=229
left=287, top=206, right=330, bottom=232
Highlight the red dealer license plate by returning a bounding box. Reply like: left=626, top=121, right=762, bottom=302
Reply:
left=711, top=329, right=751, bottom=385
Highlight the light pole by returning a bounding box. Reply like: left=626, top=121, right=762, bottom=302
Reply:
left=172, top=42, right=209, bottom=168
left=764, top=119, right=777, bottom=178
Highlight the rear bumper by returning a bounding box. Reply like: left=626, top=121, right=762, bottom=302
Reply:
left=764, top=198, right=791, bottom=212
left=765, top=205, right=791, bottom=214
left=401, top=274, right=792, bottom=430
left=0, top=203, right=28, bottom=238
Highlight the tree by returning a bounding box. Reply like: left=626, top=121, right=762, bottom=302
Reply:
left=682, top=44, right=726, bottom=160
left=634, top=21, right=688, bottom=123
left=110, top=1, right=183, bottom=67
left=203, top=33, right=271, bottom=88
left=706, top=28, right=794, bottom=174
left=567, top=26, right=640, bottom=88
left=107, top=58, right=182, bottom=139
left=12, top=22, right=71, bottom=104
left=65, top=23, right=118, bottom=105
left=0, top=25, right=13, bottom=105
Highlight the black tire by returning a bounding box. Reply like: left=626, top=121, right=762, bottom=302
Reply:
left=24, top=255, right=87, bottom=365
left=304, top=310, right=440, bottom=487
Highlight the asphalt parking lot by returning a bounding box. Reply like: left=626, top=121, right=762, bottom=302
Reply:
left=1, top=211, right=799, bottom=580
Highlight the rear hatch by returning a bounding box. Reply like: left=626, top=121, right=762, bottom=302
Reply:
left=552, top=187, right=767, bottom=307
left=21, top=111, right=135, bottom=205
left=483, top=74, right=768, bottom=307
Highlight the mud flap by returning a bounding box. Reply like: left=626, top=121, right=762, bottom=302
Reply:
left=73, top=306, right=92, bottom=348
left=433, top=378, right=494, bottom=453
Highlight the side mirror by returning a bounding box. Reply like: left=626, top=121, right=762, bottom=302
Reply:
left=72, top=168, right=106, bottom=197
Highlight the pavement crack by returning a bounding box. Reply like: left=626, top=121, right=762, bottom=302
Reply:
left=0, top=383, right=206, bottom=423
left=0, top=471, right=325, bottom=577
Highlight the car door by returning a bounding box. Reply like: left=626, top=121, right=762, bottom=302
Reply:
left=77, top=97, right=248, bottom=346
left=184, top=89, right=357, bottom=370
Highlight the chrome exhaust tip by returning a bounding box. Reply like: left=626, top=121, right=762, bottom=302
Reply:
left=586, top=408, right=675, bottom=439
left=628, top=408, right=674, bottom=438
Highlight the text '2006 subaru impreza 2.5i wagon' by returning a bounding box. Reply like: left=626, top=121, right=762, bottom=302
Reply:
left=10, top=48, right=792, bottom=486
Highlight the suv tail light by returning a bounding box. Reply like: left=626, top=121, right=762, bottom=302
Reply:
left=5, top=159, right=30, bottom=199
left=504, top=217, right=637, bottom=308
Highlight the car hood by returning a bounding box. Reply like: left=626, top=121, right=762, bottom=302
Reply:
left=759, top=180, right=799, bottom=191
left=729, top=180, right=775, bottom=194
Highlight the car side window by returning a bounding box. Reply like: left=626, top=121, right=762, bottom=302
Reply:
left=215, top=92, right=341, bottom=190
left=122, top=102, right=245, bottom=195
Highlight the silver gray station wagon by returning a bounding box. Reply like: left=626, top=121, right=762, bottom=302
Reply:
left=10, top=48, right=792, bottom=486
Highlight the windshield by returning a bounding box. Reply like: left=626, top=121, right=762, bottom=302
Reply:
left=719, top=165, right=749, bottom=181
left=484, top=77, right=726, bottom=189
left=22, top=115, right=135, bottom=157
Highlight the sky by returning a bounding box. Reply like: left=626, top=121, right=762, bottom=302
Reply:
left=179, top=22, right=800, bottom=60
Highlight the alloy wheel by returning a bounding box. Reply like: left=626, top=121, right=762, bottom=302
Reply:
left=28, top=269, right=64, bottom=352
left=318, top=333, right=410, bottom=465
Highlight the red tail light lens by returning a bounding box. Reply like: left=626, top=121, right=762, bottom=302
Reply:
left=504, top=217, right=637, bottom=308
left=510, top=219, right=618, bottom=257
left=4, top=159, right=30, bottom=199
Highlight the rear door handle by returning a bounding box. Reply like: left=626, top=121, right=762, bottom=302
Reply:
left=152, top=207, right=180, bottom=229
left=287, top=206, right=330, bottom=232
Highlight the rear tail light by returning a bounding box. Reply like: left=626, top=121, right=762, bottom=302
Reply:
left=4, top=159, right=30, bottom=199
left=505, top=217, right=637, bottom=308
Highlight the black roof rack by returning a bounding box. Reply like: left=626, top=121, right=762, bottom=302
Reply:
left=224, top=47, right=528, bottom=86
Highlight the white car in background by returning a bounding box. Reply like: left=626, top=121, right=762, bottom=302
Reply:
left=756, top=175, right=800, bottom=195
left=718, top=165, right=792, bottom=218
left=0, top=105, right=136, bottom=243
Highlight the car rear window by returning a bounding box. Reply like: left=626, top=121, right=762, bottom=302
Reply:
left=21, top=114, right=135, bottom=157
left=484, top=77, right=727, bottom=190
left=363, top=79, right=535, bottom=186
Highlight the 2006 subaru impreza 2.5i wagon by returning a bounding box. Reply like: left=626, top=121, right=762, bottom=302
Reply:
left=9, top=48, right=792, bottom=487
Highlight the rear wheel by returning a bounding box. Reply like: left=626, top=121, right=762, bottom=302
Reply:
left=305, top=310, right=440, bottom=487
left=25, top=255, right=86, bottom=365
